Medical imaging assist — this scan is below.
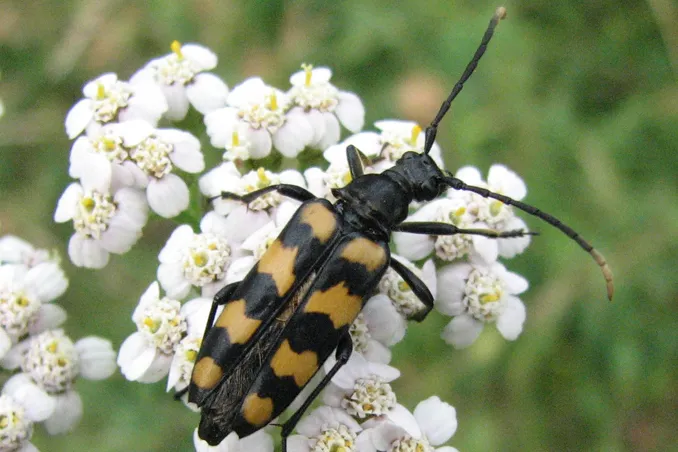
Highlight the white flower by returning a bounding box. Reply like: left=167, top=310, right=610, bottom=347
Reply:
left=193, top=429, right=274, bottom=452
left=323, top=353, right=400, bottom=419
left=287, top=64, right=365, bottom=150
left=0, top=264, right=68, bottom=363
left=0, top=392, right=50, bottom=452
left=205, top=77, right=313, bottom=159
left=287, top=406, right=362, bottom=452
left=373, top=120, right=443, bottom=168
left=0, top=235, right=54, bottom=268
left=436, top=261, right=529, bottom=348
left=65, top=72, right=167, bottom=139
left=9, top=330, right=115, bottom=434
left=54, top=153, right=148, bottom=269
left=157, top=212, right=243, bottom=299
left=360, top=396, right=459, bottom=452
left=117, top=282, right=206, bottom=383
left=132, top=41, right=228, bottom=120
left=378, top=255, right=436, bottom=319
left=349, top=294, right=406, bottom=364
left=449, top=165, right=531, bottom=258
left=70, top=120, right=204, bottom=218
left=392, top=198, right=500, bottom=265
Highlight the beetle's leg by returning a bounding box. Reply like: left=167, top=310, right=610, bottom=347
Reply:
left=210, top=184, right=316, bottom=205
left=394, top=221, right=537, bottom=239
left=281, top=334, right=353, bottom=452
left=346, top=144, right=369, bottom=179
left=389, top=257, right=434, bottom=322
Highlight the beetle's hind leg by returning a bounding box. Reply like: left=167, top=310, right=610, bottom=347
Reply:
left=280, top=333, right=353, bottom=452
left=394, top=221, right=536, bottom=239
left=210, top=184, right=316, bottom=206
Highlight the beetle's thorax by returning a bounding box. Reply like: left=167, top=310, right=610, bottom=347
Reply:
left=332, top=151, right=446, bottom=235
left=332, top=173, right=411, bottom=237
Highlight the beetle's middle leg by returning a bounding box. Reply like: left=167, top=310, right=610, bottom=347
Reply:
left=280, top=333, right=353, bottom=452
left=389, top=257, right=435, bottom=322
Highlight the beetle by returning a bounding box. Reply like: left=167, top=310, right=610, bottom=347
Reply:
left=186, top=6, right=614, bottom=449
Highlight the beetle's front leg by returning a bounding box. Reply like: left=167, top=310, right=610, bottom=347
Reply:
left=210, top=184, right=317, bottom=205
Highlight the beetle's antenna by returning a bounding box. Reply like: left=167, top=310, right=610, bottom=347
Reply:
left=444, top=174, right=614, bottom=300
left=424, top=6, right=507, bottom=154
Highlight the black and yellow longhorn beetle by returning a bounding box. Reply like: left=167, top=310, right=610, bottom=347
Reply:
left=186, top=7, right=614, bottom=449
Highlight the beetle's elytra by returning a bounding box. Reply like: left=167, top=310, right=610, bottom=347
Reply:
left=187, top=6, right=613, bottom=449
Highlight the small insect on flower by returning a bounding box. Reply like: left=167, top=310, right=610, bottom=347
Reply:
left=185, top=7, right=613, bottom=451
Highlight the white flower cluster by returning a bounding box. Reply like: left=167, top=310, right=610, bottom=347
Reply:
left=58, top=41, right=539, bottom=451
left=0, top=235, right=116, bottom=451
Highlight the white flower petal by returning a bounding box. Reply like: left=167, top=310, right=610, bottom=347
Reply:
left=335, top=91, right=365, bottom=132
left=65, top=99, right=93, bottom=139
left=24, top=262, right=68, bottom=302
left=157, top=262, right=192, bottom=300
left=68, top=234, right=109, bottom=269
left=315, top=113, right=340, bottom=150
left=75, top=336, right=117, bottom=380
left=453, top=166, right=483, bottom=185
left=247, top=127, right=273, bottom=159
left=435, top=263, right=472, bottom=316
left=117, top=333, right=156, bottom=381
left=147, top=175, right=190, bottom=218
left=498, top=217, right=531, bottom=258
left=496, top=295, right=526, bottom=340
left=273, top=112, right=312, bottom=157
left=413, top=396, right=457, bottom=445
left=165, top=131, right=204, bottom=173
left=384, top=403, right=421, bottom=438
left=0, top=330, right=11, bottom=361
left=187, top=73, right=229, bottom=114
left=54, top=183, right=83, bottom=223
left=161, top=83, right=191, bottom=121
left=392, top=230, right=434, bottom=261
left=488, top=164, right=527, bottom=200
left=363, top=295, right=406, bottom=346
left=158, top=224, right=195, bottom=263
left=43, top=390, right=83, bottom=434
left=182, top=44, right=218, bottom=70
left=28, top=304, right=67, bottom=334
left=472, top=234, right=499, bottom=264
left=442, top=315, right=484, bottom=348
left=3, top=374, right=55, bottom=422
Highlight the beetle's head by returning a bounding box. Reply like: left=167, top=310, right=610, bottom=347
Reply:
left=393, top=150, right=446, bottom=201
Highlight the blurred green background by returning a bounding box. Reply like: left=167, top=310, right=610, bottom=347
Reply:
left=1, top=0, right=676, bottom=450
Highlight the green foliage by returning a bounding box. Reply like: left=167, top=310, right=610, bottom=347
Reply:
left=0, top=0, right=676, bottom=450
